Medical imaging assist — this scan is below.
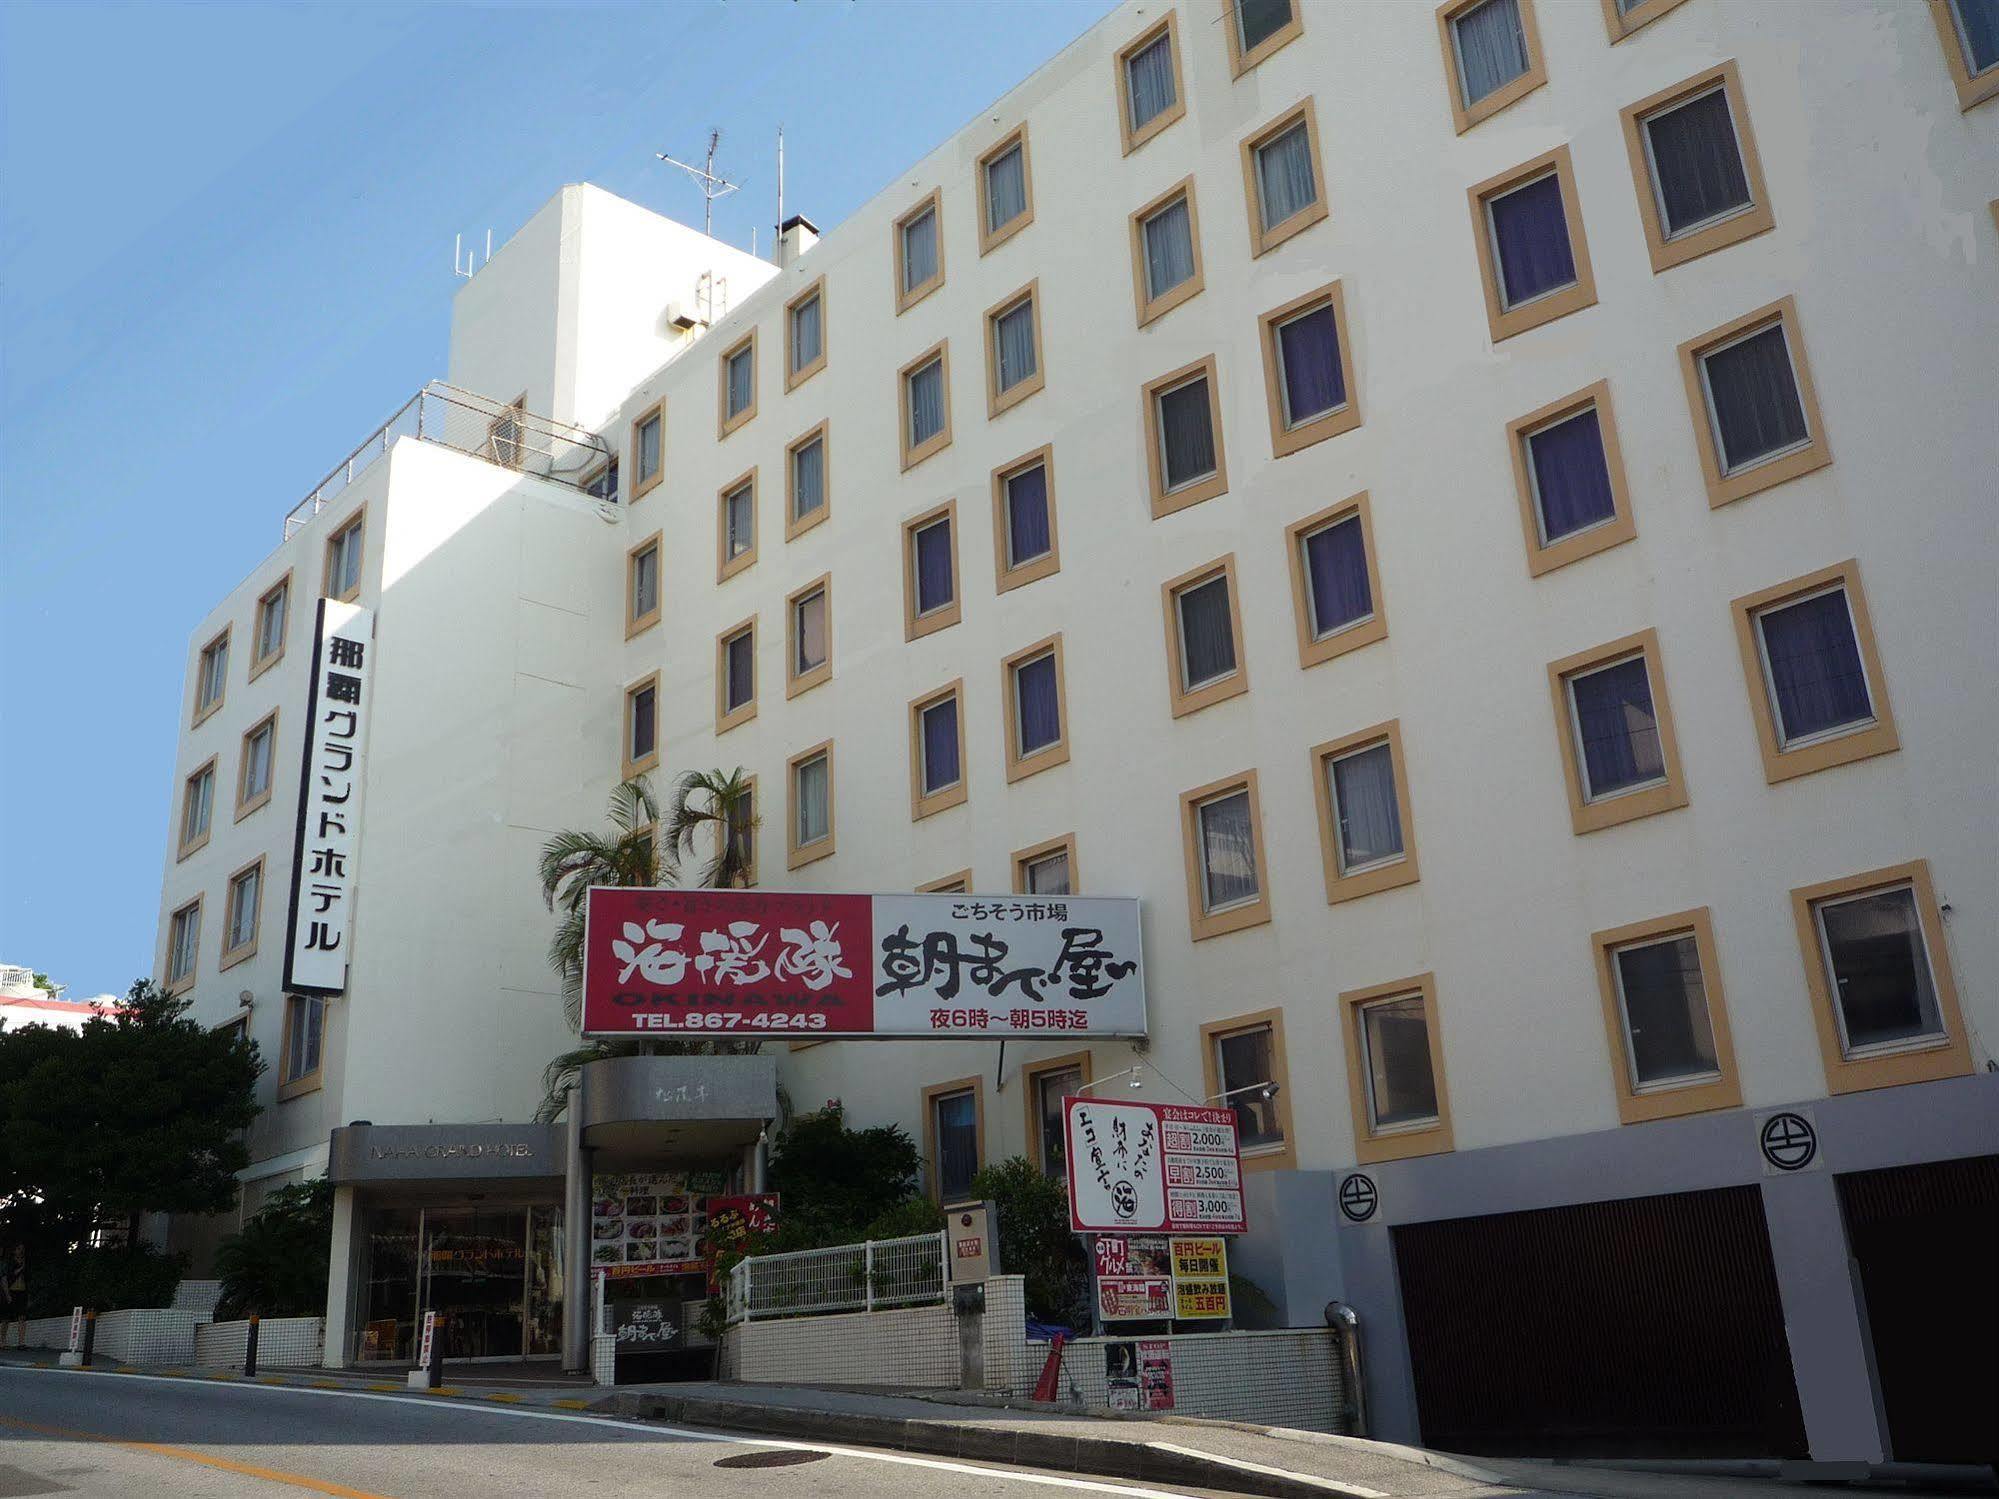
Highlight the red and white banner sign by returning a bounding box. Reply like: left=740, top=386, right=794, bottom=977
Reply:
left=581, top=888, right=1146, bottom=1039
left=1065, top=1098, right=1246, bottom=1235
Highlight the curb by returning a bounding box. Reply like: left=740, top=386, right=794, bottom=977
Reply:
left=595, top=1390, right=1385, bottom=1499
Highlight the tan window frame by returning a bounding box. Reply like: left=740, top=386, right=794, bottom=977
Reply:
left=1001, top=632, right=1070, bottom=784
left=983, top=280, right=1045, bottom=418
left=918, top=871, right=974, bottom=894
left=902, top=500, right=962, bottom=642
left=178, top=757, right=218, bottom=861
left=893, top=189, right=946, bottom=314
left=1506, top=380, right=1636, bottom=577
left=1929, top=0, right=1999, bottom=110
left=1115, top=12, right=1186, bottom=155
left=1791, top=860, right=1973, bottom=1094
left=1338, top=975, right=1453, bottom=1163
left=1620, top=61, right=1772, bottom=274
left=785, top=421, right=831, bottom=540
left=626, top=531, right=663, bottom=639
left=1222, top=0, right=1302, bottom=78
left=1546, top=628, right=1689, bottom=835
left=629, top=399, right=665, bottom=500
left=1012, top=833, right=1078, bottom=895
left=716, top=467, right=759, bottom=583
left=785, top=277, right=827, bottom=390
left=787, top=740, right=836, bottom=869
left=1590, top=907, right=1742, bottom=1125
left=734, top=773, right=759, bottom=888
left=991, top=445, right=1061, bottom=594
left=1310, top=720, right=1420, bottom=905
left=250, top=572, right=290, bottom=680
left=1142, top=354, right=1229, bottom=518
left=220, top=854, right=267, bottom=971
left=1128, top=177, right=1206, bottom=328
left=1179, top=770, right=1272, bottom=941
left=165, top=895, right=203, bottom=996
left=1436, top=0, right=1547, bottom=134
left=324, top=507, right=367, bottom=603
left=1198, top=1007, right=1294, bottom=1171
left=718, top=329, right=758, bottom=439
left=1601, top=0, right=1691, bottom=42
left=1258, top=278, right=1360, bottom=458
left=1238, top=99, right=1327, bottom=259
left=1676, top=295, right=1830, bottom=509
left=908, top=679, right=969, bottom=821
left=898, top=339, right=953, bottom=472
left=622, top=671, right=660, bottom=780
left=976, top=125, right=1035, bottom=255
left=1730, top=560, right=1898, bottom=784
left=786, top=574, right=833, bottom=698
left=1467, top=145, right=1597, bottom=344
left=235, top=710, right=279, bottom=821
left=193, top=625, right=231, bottom=726
left=920, top=1076, right=986, bottom=1204
left=1285, top=491, right=1387, bottom=670
left=715, top=614, right=758, bottom=735
left=1023, top=1050, right=1094, bottom=1177
left=277, top=993, right=326, bottom=1100
left=1161, top=553, right=1249, bottom=718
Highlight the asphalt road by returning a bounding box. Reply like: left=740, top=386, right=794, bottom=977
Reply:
left=0, top=1366, right=1226, bottom=1499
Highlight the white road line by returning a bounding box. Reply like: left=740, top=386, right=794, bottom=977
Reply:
left=1, top=1366, right=1223, bottom=1499
left=1145, top=1440, right=1386, bottom=1498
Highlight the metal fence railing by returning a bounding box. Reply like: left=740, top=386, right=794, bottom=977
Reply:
left=725, top=1231, right=948, bottom=1324
left=282, top=382, right=612, bottom=539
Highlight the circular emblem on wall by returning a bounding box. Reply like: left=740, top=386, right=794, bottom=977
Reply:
left=1338, top=1173, right=1379, bottom=1223
left=1759, top=1111, right=1818, bottom=1172
left=1111, top=1179, right=1138, bottom=1220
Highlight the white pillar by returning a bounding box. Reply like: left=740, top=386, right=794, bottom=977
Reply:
left=321, top=1185, right=360, bottom=1369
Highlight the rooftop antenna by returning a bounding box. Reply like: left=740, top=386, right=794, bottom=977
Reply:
left=452, top=229, right=492, bottom=279
left=776, top=125, right=784, bottom=263
left=656, top=129, right=741, bottom=238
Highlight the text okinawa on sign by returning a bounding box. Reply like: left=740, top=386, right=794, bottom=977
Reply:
left=580, top=888, right=1147, bottom=1038
left=1064, top=1098, right=1246, bottom=1235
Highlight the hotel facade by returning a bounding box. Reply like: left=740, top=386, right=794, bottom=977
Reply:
left=152, top=0, right=1997, bottom=1465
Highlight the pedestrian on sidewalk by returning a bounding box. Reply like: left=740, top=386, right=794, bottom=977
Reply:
left=3, top=1245, right=27, bottom=1349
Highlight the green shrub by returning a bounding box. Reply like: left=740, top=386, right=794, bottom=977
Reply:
left=214, top=1179, right=334, bottom=1319
left=968, top=1156, right=1088, bottom=1327
left=54, top=1242, right=188, bottom=1315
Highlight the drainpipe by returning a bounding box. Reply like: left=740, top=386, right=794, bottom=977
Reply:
left=562, top=1087, right=590, bottom=1372
left=1326, top=1301, right=1368, bottom=1438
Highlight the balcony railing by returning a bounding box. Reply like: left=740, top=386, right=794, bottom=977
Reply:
left=282, top=382, right=612, bottom=539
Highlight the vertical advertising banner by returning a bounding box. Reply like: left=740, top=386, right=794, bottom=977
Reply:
left=282, top=599, right=374, bottom=995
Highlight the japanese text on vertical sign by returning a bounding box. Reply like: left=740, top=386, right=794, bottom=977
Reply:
left=283, top=599, right=374, bottom=995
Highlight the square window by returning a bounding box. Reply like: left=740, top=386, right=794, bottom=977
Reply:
left=1144, top=359, right=1227, bottom=516
left=1733, top=562, right=1898, bottom=783
left=167, top=899, right=202, bottom=990
left=788, top=579, right=831, bottom=696
left=1003, top=634, right=1069, bottom=782
left=1130, top=182, right=1204, bottom=325
left=905, top=505, right=959, bottom=640
left=1679, top=298, right=1829, bottom=507
left=718, top=473, right=758, bottom=581
left=238, top=714, right=277, bottom=817
left=985, top=286, right=1043, bottom=415
left=910, top=684, right=967, bottom=819
left=1020, top=847, right=1071, bottom=896
left=1623, top=63, right=1771, bottom=271
left=1226, top=0, right=1302, bottom=76
left=180, top=760, right=216, bottom=857
left=1439, top=0, right=1544, bottom=131
left=896, top=192, right=944, bottom=312
left=1211, top=1022, right=1285, bottom=1149
left=224, top=861, right=262, bottom=960
left=787, top=280, right=825, bottom=387
left=787, top=424, right=828, bottom=537
left=979, top=130, right=1032, bottom=252
left=900, top=342, right=952, bottom=470
left=1287, top=493, right=1387, bottom=668
left=1312, top=721, right=1419, bottom=904
left=627, top=535, right=661, bottom=637
left=1162, top=555, right=1247, bottom=717
left=993, top=450, right=1058, bottom=591
left=1509, top=383, right=1636, bottom=576
left=717, top=620, right=756, bottom=732
left=1469, top=147, right=1595, bottom=341
left=1259, top=281, right=1359, bottom=457
left=1548, top=630, right=1687, bottom=834
left=195, top=629, right=230, bottom=720
left=623, top=677, right=658, bottom=776
left=631, top=403, right=664, bottom=497
left=1240, top=103, right=1325, bottom=257
left=326, top=514, right=365, bottom=600
left=926, top=1083, right=981, bottom=1202
left=253, top=578, right=289, bottom=672
left=1359, top=994, right=1440, bottom=1132
left=1117, top=15, right=1184, bottom=153
left=789, top=743, right=835, bottom=867
left=1933, top=0, right=1999, bottom=110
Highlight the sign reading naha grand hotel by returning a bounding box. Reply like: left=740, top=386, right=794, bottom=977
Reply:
left=581, top=887, right=1146, bottom=1039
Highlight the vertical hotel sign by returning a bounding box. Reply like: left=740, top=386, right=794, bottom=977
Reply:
left=282, top=599, right=375, bottom=995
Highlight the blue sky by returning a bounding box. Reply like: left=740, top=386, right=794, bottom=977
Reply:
left=0, top=0, right=1117, bottom=999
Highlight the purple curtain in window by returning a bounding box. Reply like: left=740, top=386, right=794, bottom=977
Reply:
left=1758, top=591, right=1870, bottom=742
left=631, top=688, right=656, bottom=759
left=727, top=632, right=754, bottom=710
left=1646, top=88, right=1749, bottom=236
left=1489, top=173, right=1576, bottom=307
left=934, top=1092, right=978, bottom=1200
left=1177, top=576, right=1236, bottom=687
left=1006, top=464, right=1051, bottom=564
left=1277, top=305, right=1345, bottom=425
left=1570, top=658, right=1662, bottom=797
left=922, top=700, right=959, bottom=794
left=1703, top=325, right=1807, bottom=471
left=1304, top=516, right=1371, bottom=635
left=915, top=521, right=954, bottom=613
left=1016, top=654, right=1060, bottom=753
left=1528, top=407, right=1615, bottom=542
left=1158, top=379, right=1216, bottom=490
left=1953, top=0, right=1999, bottom=73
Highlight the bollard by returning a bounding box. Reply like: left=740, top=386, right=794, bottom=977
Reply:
left=244, top=1314, right=261, bottom=1378
left=80, top=1310, right=97, bottom=1368
left=426, top=1313, right=445, bottom=1387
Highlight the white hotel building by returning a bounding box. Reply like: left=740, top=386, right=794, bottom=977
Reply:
left=153, top=0, right=1996, bottom=1465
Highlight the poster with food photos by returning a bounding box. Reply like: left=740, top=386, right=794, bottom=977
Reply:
left=589, top=1171, right=729, bottom=1273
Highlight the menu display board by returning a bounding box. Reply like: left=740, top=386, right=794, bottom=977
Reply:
left=1065, top=1098, right=1246, bottom=1235
left=589, top=1170, right=729, bottom=1275
left=1094, top=1234, right=1232, bottom=1324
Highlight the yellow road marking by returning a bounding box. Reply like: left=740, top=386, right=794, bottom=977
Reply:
left=365, top=1383, right=401, bottom=1392
left=552, top=1398, right=590, bottom=1410
left=0, top=1413, right=393, bottom=1498
left=481, top=1392, right=522, bottom=1403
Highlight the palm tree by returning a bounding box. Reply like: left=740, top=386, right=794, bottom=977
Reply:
left=532, top=770, right=762, bottom=1122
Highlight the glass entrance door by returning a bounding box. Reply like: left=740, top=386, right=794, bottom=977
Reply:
left=418, top=1208, right=528, bottom=1359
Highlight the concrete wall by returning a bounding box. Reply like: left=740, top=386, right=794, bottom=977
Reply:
left=726, top=1301, right=962, bottom=1388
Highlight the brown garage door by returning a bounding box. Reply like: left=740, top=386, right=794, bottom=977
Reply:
left=1837, top=1154, right=1999, bottom=1467
left=1392, top=1185, right=1806, bottom=1458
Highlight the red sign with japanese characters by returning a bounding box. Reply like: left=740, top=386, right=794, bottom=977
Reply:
left=580, top=887, right=1147, bottom=1039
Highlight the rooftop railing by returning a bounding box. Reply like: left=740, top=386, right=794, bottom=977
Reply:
left=282, top=382, right=612, bottom=539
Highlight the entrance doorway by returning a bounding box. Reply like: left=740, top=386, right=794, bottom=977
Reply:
left=357, top=1202, right=563, bottom=1362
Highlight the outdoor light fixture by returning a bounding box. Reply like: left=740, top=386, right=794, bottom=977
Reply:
left=1208, top=1080, right=1280, bottom=1104
left=1073, top=1064, right=1145, bottom=1095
